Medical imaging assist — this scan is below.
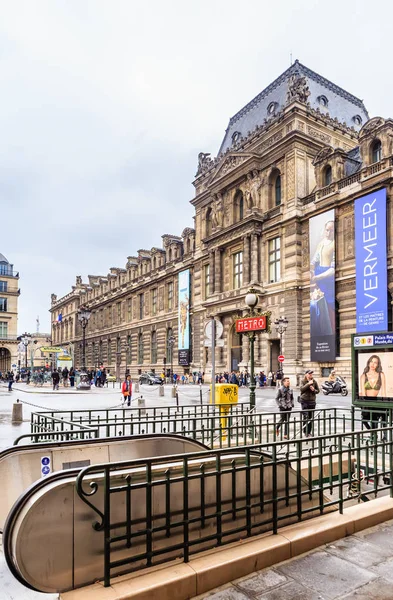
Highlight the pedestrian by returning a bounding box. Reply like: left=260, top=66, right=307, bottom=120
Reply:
left=121, top=374, right=133, bottom=406
left=275, top=377, right=294, bottom=439
left=51, top=370, right=60, bottom=391
left=276, top=369, right=283, bottom=387
left=69, top=367, right=75, bottom=387
left=62, top=367, right=69, bottom=387
left=300, top=369, right=320, bottom=437
left=7, top=370, right=14, bottom=392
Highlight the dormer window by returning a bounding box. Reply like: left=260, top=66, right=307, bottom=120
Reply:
left=353, top=115, right=362, bottom=126
left=324, top=165, right=332, bottom=186
left=231, top=131, right=241, bottom=144
left=317, top=95, right=329, bottom=107
left=267, top=102, right=278, bottom=116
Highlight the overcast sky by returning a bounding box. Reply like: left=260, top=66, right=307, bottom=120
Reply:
left=1, top=0, right=392, bottom=334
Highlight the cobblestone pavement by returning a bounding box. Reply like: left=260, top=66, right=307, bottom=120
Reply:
left=196, top=519, right=393, bottom=600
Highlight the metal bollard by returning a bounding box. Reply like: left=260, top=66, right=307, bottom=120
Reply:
left=159, top=386, right=164, bottom=397
left=199, top=383, right=203, bottom=406
left=12, top=399, right=23, bottom=423
left=138, top=395, right=146, bottom=417
left=171, top=385, right=176, bottom=398
left=135, top=381, right=140, bottom=393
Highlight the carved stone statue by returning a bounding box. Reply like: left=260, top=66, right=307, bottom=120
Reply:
left=244, top=171, right=263, bottom=210
left=51, top=293, right=57, bottom=304
left=244, top=173, right=254, bottom=210
left=213, top=193, right=224, bottom=227
left=286, top=74, right=310, bottom=104
left=76, top=275, right=82, bottom=285
left=196, top=152, right=213, bottom=176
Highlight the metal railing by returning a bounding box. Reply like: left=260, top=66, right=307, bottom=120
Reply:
left=76, top=426, right=393, bottom=587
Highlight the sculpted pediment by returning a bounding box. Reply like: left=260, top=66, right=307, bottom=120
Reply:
left=208, top=152, right=255, bottom=184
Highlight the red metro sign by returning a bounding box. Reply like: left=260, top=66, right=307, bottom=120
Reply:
left=236, top=315, right=267, bottom=333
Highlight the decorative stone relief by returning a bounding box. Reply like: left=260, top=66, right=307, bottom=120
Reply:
left=302, top=233, right=309, bottom=267
left=287, top=157, right=295, bottom=199
left=343, top=215, right=354, bottom=259
left=286, top=74, right=310, bottom=104
left=308, top=127, right=332, bottom=144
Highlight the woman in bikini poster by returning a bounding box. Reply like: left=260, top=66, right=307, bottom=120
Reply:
left=358, top=353, right=393, bottom=398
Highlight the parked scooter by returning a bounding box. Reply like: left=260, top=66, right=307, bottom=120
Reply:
left=321, top=375, right=348, bottom=396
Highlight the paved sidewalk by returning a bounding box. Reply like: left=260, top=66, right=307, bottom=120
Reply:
left=197, top=519, right=393, bottom=600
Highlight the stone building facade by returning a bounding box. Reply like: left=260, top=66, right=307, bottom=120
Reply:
left=0, top=254, right=20, bottom=373
left=50, top=61, right=393, bottom=384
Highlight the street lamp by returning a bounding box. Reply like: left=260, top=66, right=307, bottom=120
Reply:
left=167, top=335, right=175, bottom=383
left=274, top=316, right=288, bottom=374
left=22, top=333, right=30, bottom=372
left=77, top=306, right=91, bottom=390
left=245, top=289, right=259, bottom=409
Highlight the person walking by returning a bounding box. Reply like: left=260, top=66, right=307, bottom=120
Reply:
left=121, top=374, right=132, bottom=406
left=69, top=367, right=75, bottom=387
left=275, top=377, right=294, bottom=438
left=7, top=370, right=14, bottom=392
left=300, top=369, right=320, bottom=437
left=51, top=369, right=60, bottom=391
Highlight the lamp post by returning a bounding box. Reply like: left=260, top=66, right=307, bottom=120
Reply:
left=245, top=289, right=259, bottom=409
left=22, top=333, right=29, bottom=372
left=77, top=306, right=91, bottom=390
left=274, top=316, right=288, bottom=374
left=168, top=335, right=175, bottom=384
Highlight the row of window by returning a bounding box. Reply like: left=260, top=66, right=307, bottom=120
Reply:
left=203, top=238, right=281, bottom=296
left=84, top=328, right=176, bottom=366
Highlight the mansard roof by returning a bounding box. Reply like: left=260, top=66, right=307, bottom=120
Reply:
left=218, top=60, right=369, bottom=154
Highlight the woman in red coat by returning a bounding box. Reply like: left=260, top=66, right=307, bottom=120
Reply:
left=121, top=375, right=132, bottom=406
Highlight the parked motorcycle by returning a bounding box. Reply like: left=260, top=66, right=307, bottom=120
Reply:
left=321, top=375, right=348, bottom=396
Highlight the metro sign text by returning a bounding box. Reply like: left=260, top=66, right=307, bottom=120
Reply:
left=236, top=316, right=267, bottom=333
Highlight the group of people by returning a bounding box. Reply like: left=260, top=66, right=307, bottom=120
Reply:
left=214, top=370, right=283, bottom=387
left=51, top=367, right=76, bottom=390
left=275, top=369, right=319, bottom=439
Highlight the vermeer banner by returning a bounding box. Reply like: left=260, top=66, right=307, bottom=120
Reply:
left=355, top=188, right=388, bottom=333
left=309, top=209, right=336, bottom=361
left=178, top=269, right=190, bottom=365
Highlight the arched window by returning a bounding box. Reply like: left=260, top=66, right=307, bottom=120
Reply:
left=371, top=139, right=382, bottom=163
left=153, top=256, right=156, bottom=270
left=107, top=339, right=112, bottom=365
left=324, top=165, right=332, bottom=186
left=138, top=333, right=144, bottom=364
left=151, top=330, right=157, bottom=363
left=234, top=190, right=244, bottom=221
left=275, top=175, right=281, bottom=206
left=205, top=208, right=212, bottom=237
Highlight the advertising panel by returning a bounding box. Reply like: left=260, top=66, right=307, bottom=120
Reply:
left=309, top=209, right=336, bottom=361
left=358, top=352, right=393, bottom=399
left=178, top=269, right=190, bottom=365
left=355, top=188, right=387, bottom=333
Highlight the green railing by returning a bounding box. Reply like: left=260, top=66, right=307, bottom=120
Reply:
left=76, top=426, right=393, bottom=587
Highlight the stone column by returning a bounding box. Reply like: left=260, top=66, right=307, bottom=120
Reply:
left=209, top=251, right=215, bottom=293
left=243, top=236, right=250, bottom=286
left=215, top=248, right=222, bottom=294
left=250, top=234, right=259, bottom=283
left=260, top=240, right=266, bottom=286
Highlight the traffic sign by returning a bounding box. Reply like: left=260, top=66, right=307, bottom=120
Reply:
left=204, top=320, right=223, bottom=339
left=278, top=355, right=285, bottom=363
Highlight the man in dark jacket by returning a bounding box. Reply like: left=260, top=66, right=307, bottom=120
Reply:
left=275, top=377, right=294, bottom=438
left=300, top=369, right=320, bottom=437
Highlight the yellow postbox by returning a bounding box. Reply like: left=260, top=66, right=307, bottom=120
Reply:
left=210, top=383, right=238, bottom=438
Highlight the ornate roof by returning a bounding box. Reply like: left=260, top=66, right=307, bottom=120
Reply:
left=218, top=60, right=369, bottom=154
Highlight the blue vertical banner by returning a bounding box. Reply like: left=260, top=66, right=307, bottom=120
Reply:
left=178, top=269, right=190, bottom=365
left=309, top=209, right=336, bottom=361
left=355, top=188, right=388, bottom=333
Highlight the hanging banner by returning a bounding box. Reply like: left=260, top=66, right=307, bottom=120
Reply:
left=309, top=209, right=336, bottom=361
left=178, top=269, right=190, bottom=365
left=355, top=188, right=388, bottom=333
